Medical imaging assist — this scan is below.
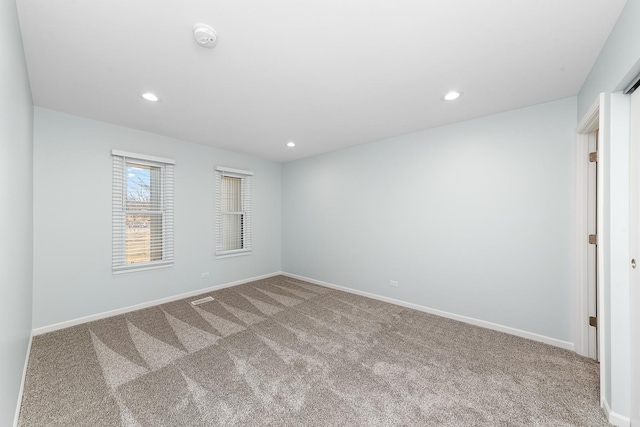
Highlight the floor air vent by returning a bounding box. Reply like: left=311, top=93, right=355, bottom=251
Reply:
left=190, top=296, right=214, bottom=306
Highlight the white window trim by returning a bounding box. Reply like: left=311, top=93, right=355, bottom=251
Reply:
left=112, top=262, right=173, bottom=275
left=112, top=150, right=175, bottom=165
left=215, top=166, right=252, bottom=258
left=112, top=150, right=175, bottom=273
left=215, top=250, right=252, bottom=260
left=215, top=166, right=253, bottom=176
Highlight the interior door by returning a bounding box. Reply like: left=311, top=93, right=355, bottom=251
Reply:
left=630, top=87, right=640, bottom=426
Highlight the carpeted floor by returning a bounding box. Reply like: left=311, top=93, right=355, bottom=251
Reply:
left=18, top=275, right=608, bottom=426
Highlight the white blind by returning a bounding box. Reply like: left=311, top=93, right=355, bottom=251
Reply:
left=112, top=152, right=174, bottom=272
left=215, top=167, right=252, bottom=257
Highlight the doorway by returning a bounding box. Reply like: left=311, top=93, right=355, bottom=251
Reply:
left=575, top=96, right=604, bottom=363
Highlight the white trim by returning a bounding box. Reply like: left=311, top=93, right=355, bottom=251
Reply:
left=629, top=88, right=640, bottom=427
left=215, top=169, right=252, bottom=255
left=112, top=261, right=173, bottom=274
left=215, top=166, right=254, bottom=176
left=31, top=269, right=574, bottom=352
left=282, top=272, right=574, bottom=351
left=577, top=96, right=601, bottom=133
left=597, top=94, right=610, bottom=405
left=215, top=250, right=252, bottom=259
left=575, top=122, right=600, bottom=360
left=574, top=131, right=590, bottom=357
left=603, top=398, right=631, bottom=427
left=32, top=272, right=282, bottom=335
left=110, top=149, right=175, bottom=165
left=13, top=332, right=33, bottom=427
left=111, top=154, right=175, bottom=272
left=574, top=94, right=606, bottom=367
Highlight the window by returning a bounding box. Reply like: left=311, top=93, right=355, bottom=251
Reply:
left=215, top=166, right=252, bottom=258
left=112, top=150, right=174, bottom=272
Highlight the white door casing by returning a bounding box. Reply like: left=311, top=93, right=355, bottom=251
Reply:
left=576, top=95, right=605, bottom=364
left=629, top=87, right=640, bottom=427
left=587, top=131, right=598, bottom=360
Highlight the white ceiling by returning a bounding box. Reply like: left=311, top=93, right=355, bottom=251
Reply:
left=16, top=0, right=627, bottom=162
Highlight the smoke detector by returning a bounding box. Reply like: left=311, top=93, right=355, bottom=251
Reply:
left=193, top=23, right=217, bottom=48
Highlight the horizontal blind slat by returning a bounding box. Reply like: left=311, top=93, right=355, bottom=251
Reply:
left=112, top=153, right=174, bottom=271
left=215, top=168, right=252, bottom=256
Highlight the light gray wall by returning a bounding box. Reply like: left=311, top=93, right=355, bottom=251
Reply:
left=33, top=108, right=281, bottom=328
left=283, top=97, right=576, bottom=343
left=578, top=0, right=640, bottom=118
left=0, top=0, right=33, bottom=424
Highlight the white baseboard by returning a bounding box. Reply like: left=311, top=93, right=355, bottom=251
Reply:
left=13, top=331, right=33, bottom=427
left=21, top=270, right=617, bottom=424
left=603, top=398, right=631, bottom=427
left=32, top=269, right=575, bottom=353
left=32, top=272, right=283, bottom=336
left=282, top=272, right=575, bottom=352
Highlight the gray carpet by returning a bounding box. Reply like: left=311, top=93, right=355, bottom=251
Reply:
left=18, top=275, right=608, bottom=426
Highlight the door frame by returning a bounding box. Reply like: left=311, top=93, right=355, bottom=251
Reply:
left=575, top=94, right=606, bottom=393
left=629, top=88, right=640, bottom=426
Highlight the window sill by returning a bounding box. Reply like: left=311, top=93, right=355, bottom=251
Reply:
left=215, top=250, right=251, bottom=259
left=113, top=262, right=173, bottom=274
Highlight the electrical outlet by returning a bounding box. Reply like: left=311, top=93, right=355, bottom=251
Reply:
left=201, top=272, right=210, bottom=278
left=390, top=280, right=398, bottom=287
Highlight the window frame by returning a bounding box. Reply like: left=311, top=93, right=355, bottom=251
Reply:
left=112, top=150, right=175, bottom=273
left=215, top=166, right=253, bottom=259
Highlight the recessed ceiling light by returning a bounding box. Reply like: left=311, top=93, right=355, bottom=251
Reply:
left=442, top=91, right=462, bottom=101
left=141, top=92, right=159, bottom=102
left=286, top=141, right=296, bottom=147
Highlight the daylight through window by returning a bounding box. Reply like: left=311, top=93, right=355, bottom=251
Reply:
left=112, top=151, right=174, bottom=272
